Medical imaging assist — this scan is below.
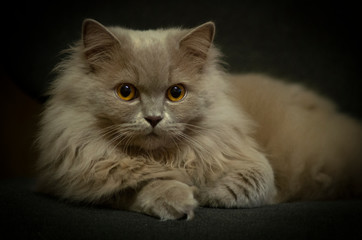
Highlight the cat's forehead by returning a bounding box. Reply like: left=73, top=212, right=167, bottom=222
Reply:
left=128, top=29, right=172, bottom=47
left=128, top=30, right=171, bottom=57
left=112, top=27, right=181, bottom=47
left=112, top=28, right=181, bottom=89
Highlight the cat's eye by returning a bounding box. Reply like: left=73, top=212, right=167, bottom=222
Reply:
left=116, top=84, right=138, bottom=101
left=167, top=84, right=186, bottom=102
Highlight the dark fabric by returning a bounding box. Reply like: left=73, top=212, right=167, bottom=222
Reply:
left=1, top=179, right=361, bottom=240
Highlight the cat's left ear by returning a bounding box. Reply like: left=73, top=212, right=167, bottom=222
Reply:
left=179, top=22, right=215, bottom=62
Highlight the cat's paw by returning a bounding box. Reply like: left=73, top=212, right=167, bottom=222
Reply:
left=130, top=180, right=198, bottom=220
left=196, top=171, right=276, bottom=208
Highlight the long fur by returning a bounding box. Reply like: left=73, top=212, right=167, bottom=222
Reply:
left=36, top=19, right=362, bottom=220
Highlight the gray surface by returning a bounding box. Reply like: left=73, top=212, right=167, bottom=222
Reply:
left=1, top=179, right=362, bottom=240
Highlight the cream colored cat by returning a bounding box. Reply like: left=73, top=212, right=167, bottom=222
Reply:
left=36, top=19, right=362, bottom=220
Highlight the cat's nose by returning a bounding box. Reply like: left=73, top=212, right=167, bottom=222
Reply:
left=145, top=116, right=163, bottom=128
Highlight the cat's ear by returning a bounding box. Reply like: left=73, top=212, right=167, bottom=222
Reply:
left=82, top=19, right=122, bottom=70
left=179, top=22, right=215, bottom=64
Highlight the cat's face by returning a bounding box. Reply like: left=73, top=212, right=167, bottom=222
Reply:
left=76, top=19, right=217, bottom=150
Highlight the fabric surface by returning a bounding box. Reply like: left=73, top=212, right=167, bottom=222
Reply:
left=1, top=179, right=361, bottom=240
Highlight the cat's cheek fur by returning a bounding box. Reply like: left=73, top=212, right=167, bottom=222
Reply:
left=165, top=93, right=206, bottom=124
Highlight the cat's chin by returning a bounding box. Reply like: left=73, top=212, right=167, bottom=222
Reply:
left=134, top=133, right=171, bottom=150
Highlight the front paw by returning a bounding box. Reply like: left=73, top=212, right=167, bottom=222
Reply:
left=197, top=171, right=276, bottom=208
left=130, top=180, right=198, bottom=220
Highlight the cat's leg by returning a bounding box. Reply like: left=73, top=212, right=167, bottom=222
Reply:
left=89, top=158, right=199, bottom=220
left=125, top=179, right=198, bottom=220
left=196, top=155, right=277, bottom=208
left=37, top=153, right=198, bottom=220
left=91, top=160, right=198, bottom=220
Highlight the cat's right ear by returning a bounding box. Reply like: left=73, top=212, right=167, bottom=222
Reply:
left=178, top=22, right=215, bottom=71
left=82, top=19, right=121, bottom=71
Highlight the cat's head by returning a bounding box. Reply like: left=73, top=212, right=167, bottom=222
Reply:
left=55, top=19, right=224, bottom=151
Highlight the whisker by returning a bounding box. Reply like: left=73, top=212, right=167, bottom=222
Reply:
left=79, top=124, right=121, bottom=143
left=183, top=123, right=223, bottom=135
left=75, top=123, right=142, bottom=156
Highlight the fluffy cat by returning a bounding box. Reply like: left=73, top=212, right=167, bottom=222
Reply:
left=36, top=19, right=362, bottom=220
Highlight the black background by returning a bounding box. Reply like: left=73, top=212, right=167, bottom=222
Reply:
left=1, top=0, right=361, bottom=118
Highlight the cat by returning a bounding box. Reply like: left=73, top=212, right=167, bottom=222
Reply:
left=36, top=19, right=362, bottom=220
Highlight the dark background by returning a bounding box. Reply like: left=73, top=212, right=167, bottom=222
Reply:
left=0, top=0, right=361, bottom=179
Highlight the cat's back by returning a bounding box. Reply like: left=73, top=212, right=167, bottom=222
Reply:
left=228, top=73, right=336, bottom=115
left=228, top=73, right=339, bottom=139
left=228, top=73, right=362, bottom=200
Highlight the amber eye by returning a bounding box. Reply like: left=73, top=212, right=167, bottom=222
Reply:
left=116, top=84, right=137, bottom=101
left=167, top=84, right=186, bottom=102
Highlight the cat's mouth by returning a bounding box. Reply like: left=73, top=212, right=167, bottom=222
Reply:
left=137, top=132, right=166, bottom=150
left=133, top=127, right=177, bottom=150
left=147, top=132, right=159, bottom=138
